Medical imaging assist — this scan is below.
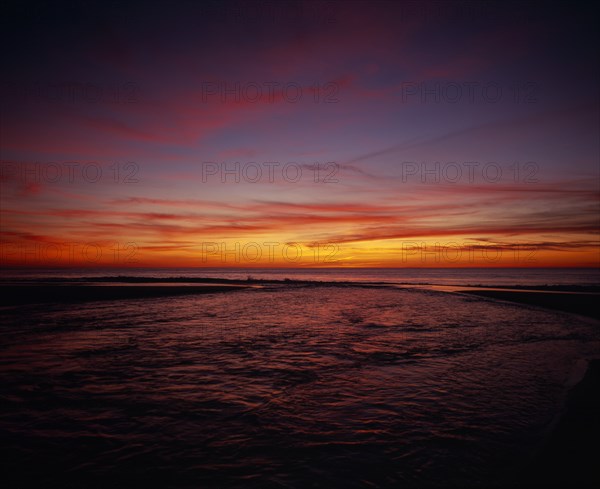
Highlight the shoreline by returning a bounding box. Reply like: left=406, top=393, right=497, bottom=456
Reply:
left=1, top=279, right=599, bottom=319
left=1, top=278, right=597, bottom=487
left=516, top=359, right=600, bottom=487
left=456, top=289, right=600, bottom=320
left=0, top=284, right=249, bottom=306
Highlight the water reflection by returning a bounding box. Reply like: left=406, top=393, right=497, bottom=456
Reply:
left=1, top=286, right=598, bottom=487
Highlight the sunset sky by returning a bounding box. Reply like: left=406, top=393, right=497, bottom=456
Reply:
left=1, top=0, right=598, bottom=267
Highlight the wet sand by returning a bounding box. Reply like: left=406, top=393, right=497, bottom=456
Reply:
left=517, top=359, right=600, bottom=488
left=458, top=286, right=599, bottom=487
left=1, top=279, right=598, bottom=487
left=3, top=280, right=599, bottom=320
left=0, top=284, right=249, bottom=306
left=0, top=278, right=379, bottom=307
left=456, top=289, right=600, bottom=320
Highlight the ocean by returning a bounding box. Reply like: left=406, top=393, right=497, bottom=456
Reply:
left=1, top=268, right=599, bottom=487
left=2, top=267, right=599, bottom=286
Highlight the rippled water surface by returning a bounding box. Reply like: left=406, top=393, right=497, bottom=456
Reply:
left=1, top=285, right=599, bottom=488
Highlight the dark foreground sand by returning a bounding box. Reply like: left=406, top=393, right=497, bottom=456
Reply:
left=1, top=280, right=598, bottom=487
left=0, top=284, right=248, bottom=306
left=517, top=359, right=600, bottom=488
left=458, top=288, right=599, bottom=486
left=460, top=289, right=600, bottom=320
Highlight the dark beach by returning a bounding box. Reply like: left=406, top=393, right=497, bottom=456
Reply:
left=516, top=359, right=600, bottom=488
left=458, top=288, right=600, bottom=320
left=0, top=276, right=377, bottom=307
left=446, top=285, right=600, bottom=487
left=444, top=284, right=600, bottom=487
left=1, top=277, right=598, bottom=487
left=0, top=284, right=249, bottom=307
left=5, top=278, right=599, bottom=316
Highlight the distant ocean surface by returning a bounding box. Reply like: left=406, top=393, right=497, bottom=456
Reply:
left=1, top=268, right=599, bottom=487
left=2, top=267, right=599, bottom=286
